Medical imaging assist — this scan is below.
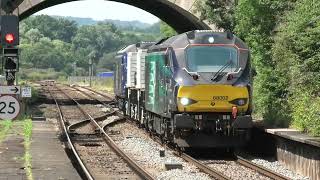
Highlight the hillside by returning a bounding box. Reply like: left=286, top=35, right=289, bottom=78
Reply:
left=49, top=16, right=161, bottom=34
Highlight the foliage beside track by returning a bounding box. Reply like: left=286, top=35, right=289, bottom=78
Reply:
left=160, top=21, right=177, bottom=37
left=0, top=120, right=13, bottom=143
left=23, top=119, right=33, bottom=180
left=272, top=0, right=320, bottom=135
left=195, top=0, right=320, bottom=135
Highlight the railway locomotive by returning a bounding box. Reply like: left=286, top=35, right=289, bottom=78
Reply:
left=114, top=30, right=252, bottom=148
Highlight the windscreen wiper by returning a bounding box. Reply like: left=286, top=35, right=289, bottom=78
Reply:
left=211, top=61, right=233, bottom=82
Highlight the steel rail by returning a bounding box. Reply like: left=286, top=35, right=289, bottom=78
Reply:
left=178, top=152, right=230, bottom=180
left=73, top=84, right=291, bottom=180
left=122, top=111, right=231, bottom=180
left=56, top=84, right=155, bottom=180
left=68, top=113, right=116, bottom=132
left=71, top=86, right=114, bottom=107
left=236, top=156, right=290, bottom=180
left=149, top=134, right=230, bottom=180
left=78, top=85, right=114, bottom=101
left=47, top=84, right=94, bottom=180
left=70, top=86, right=124, bottom=120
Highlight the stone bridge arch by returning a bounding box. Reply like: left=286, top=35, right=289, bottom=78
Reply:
left=12, top=0, right=211, bottom=33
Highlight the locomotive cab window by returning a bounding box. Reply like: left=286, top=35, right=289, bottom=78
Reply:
left=186, top=46, right=238, bottom=72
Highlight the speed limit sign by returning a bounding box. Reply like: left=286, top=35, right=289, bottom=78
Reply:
left=0, top=95, right=20, bottom=120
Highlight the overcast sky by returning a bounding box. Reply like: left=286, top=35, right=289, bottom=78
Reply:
left=35, top=0, right=159, bottom=24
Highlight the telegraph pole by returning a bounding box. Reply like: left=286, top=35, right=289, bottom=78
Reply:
left=89, top=58, right=92, bottom=87
left=88, top=51, right=97, bottom=87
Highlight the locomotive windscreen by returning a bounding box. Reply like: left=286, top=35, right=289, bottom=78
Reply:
left=186, top=46, right=238, bottom=72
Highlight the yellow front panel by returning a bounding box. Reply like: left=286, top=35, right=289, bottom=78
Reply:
left=177, top=85, right=249, bottom=112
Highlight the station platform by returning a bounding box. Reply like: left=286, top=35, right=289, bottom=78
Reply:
left=31, top=121, right=81, bottom=180
left=252, top=122, right=320, bottom=180
left=265, top=128, right=320, bottom=147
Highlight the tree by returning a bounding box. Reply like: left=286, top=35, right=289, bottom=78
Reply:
left=272, top=0, right=320, bottom=135
left=72, top=23, right=122, bottom=62
left=194, top=0, right=236, bottom=31
left=233, top=0, right=297, bottom=127
left=20, top=15, right=78, bottom=42
left=19, top=15, right=160, bottom=79
left=23, top=28, right=44, bottom=44
left=55, top=18, right=78, bottom=42
left=160, top=21, right=177, bottom=37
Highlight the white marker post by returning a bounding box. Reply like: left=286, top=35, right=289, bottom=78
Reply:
left=21, top=86, right=32, bottom=116
left=21, top=86, right=32, bottom=98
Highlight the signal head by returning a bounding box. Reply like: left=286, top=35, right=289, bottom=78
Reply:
left=5, top=33, right=15, bottom=44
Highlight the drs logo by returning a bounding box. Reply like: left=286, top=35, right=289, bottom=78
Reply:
left=0, top=96, right=20, bottom=120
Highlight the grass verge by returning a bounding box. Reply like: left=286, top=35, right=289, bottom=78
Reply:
left=23, top=119, right=33, bottom=180
left=0, top=120, right=13, bottom=143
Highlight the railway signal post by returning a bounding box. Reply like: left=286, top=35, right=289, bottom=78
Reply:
left=3, top=47, right=19, bottom=85
left=0, top=12, right=22, bottom=120
left=0, top=15, right=19, bottom=86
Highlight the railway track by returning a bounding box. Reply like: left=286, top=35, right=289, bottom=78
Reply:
left=235, top=155, right=290, bottom=180
left=47, top=84, right=94, bottom=180
left=45, top=82, right=155, bottom=180
left=49, top=83, right=291, bottom=180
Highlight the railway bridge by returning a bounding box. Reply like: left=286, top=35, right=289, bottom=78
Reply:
left=3, top=0, right=211, bottom=33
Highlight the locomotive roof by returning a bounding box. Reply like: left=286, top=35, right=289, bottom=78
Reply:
left=148, top=30, right=249, bottom=52
left=117, top=42, right=155, bottom=55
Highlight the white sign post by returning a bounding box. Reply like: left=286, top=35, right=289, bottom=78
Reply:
left=0, top=95, right=20, bottom=120
left=21, top=86, right=32, bottom=98
left=0, top=86, right=20, bottom=95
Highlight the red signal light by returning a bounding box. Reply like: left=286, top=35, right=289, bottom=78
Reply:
left=5, top=33, right=15, bottom=44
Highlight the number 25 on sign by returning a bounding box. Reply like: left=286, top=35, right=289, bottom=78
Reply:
left=0, top=95, right=20, bottom=120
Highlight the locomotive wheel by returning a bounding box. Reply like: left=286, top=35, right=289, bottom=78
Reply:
left=123, top=101, right=126, bottom=116
left=147, top=112, right=154, bottom=132
left=130, top=104, right=134, bottom=119
left=144, top=112, right=150, bottom=131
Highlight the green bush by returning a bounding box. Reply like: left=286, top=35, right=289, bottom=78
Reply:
left=19, top=68, right=66, bottom=81
left=234, top=0, right=294, bottom=127
left=272, top=0, right=320, bottom=135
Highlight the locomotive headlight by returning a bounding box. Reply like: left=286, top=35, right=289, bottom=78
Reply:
left=180, top=98, right=190, bottom=106
left=180, top=97, right=197, bottom=106
left=229, top=98, right=248, bottom=106
left=208, top=36, right=215, bottom=43
left=238, top=99, right=245, bottom=106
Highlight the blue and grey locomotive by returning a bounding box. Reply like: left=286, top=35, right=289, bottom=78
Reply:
left=114, top=30, right=252, bottom=148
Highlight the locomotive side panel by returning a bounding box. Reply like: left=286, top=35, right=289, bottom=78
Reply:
left=114, top=59, right=121, bottom=97
left=126, top=52, right=138, bottom=88
left=114, top=55, right=126, bottom=98
left=136, top=49, right=147, bottom=89
left=145, top=53, right=168, bottom=116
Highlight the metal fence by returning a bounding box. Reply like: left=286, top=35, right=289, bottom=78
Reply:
left=67, top=76, right=113, bottom=86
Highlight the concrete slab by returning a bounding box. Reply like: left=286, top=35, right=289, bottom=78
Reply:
left=0, top=124, right=26, bottom=180
left=265, top=128, right=320, bottom=147
left=31, top=121, right=81, bottom=180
